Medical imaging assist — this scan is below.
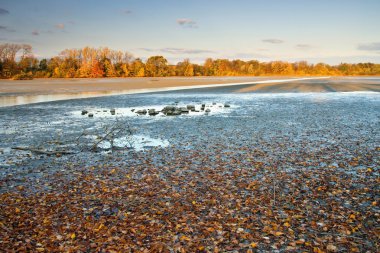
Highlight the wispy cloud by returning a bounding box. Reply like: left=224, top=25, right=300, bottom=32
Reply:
left=358, top=42, right=380, bottom=52
left=262, top=39, right=284, bottom=44
left=139, top=47, right=214, bottom=55
left=230, top=52, right=268, bottom=59
left=295, top=44, right=313, bottom=50
left=55, top=23, right=65, bottom=30
left=0, top=25, right=15, bottom=32
left=123, top=9, right=132, bottom=15
left=0, top=8, right=9, bottom=15
left=176, top=18, right=198, bottom=28
left=32, top=30, right=39, bottom=36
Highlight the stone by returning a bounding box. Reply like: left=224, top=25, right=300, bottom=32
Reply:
left=187, top=105, right=196, bottom=111
left=148, top=109, right=159, bottom=116
left=180, top=107, right=189, bottom=113
left=162, top=106, right=176, bottom=113
left=224, top=104, right=231, bottom=108
left=81, top=110, right=88, bottom=115
left=136, top=109, right=147, bottom=115
left=88, top=113, right=94, bottom=118
left=162, top=106, right=178, bottom=115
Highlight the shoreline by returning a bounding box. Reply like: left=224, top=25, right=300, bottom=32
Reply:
left=0, top=77, right=325, bottom=107
left=1, top=76, right=379, bottom=107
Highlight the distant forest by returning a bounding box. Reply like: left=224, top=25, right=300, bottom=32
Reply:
left=1, top=43, right=380, bottom=79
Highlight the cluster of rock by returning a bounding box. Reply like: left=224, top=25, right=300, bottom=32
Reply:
left=81, top=103, right=231, bottom=118
left=137, top=103, right=230, bottom=116
left=81, top=109, right=116, bottom=118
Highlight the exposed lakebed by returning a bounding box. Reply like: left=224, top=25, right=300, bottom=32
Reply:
left=0, top=79, right=379, bottom=252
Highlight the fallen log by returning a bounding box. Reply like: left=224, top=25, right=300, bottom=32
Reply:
left=11, top=147, right=76, bottom=155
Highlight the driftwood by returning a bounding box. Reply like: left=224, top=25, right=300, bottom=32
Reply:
left=11, top=147, right=76, bottom=155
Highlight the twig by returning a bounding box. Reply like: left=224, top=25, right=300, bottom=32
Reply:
left=12, top=147, right=76, bottom=155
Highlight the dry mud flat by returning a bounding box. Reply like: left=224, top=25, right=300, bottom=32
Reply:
left=0, top=84, right=379, bottom=251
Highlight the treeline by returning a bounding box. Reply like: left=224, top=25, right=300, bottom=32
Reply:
left=1, top=43, right=380, bottom=79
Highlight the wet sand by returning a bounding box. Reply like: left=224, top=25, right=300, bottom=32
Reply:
left=0, top=77, right=280, bottom=96
left=235, top=77, right=380, bottom=93
left=0, top=77, right=315, bottom=107
left=0, top=76, right=379, bottom=107
left=1, top=76, right=379, bottom=96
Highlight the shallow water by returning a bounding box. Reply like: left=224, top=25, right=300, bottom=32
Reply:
left=0, top=79, right=379, bottom=171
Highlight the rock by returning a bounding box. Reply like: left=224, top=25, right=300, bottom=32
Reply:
left=81, top=110, right=88, bottom=115
left=131, top=109, right=135, bottom=112
left=212, top=102, right=216, bottom=105
left=162, top=106, right=179, bottom=115
left=180, top=107, right=189, bottom=113
left=172, top=110, right=182, bottom=116
left=205, top=109, right=211, bottom=113
left=166, top=109, right=182, bottom=116
left=88, top=113, right=94, bottom=118
left=110, top=108, right=116, bottom=115
left=136, top=109, right=147, bottom=115
left=187, top=105, right=196, bottom=111
left=148, top=109, right=159, bottom=116
left=224, top=104, right=231, bottom=108
left=162, top=106, right=176, bottom=114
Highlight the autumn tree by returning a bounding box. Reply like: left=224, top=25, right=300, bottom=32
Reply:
left=176, top=59, right=194, bottom=76
left=145, top=56, right=169, bottom=77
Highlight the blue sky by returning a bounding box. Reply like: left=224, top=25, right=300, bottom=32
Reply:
left=1, top=0, right=380, bottom=64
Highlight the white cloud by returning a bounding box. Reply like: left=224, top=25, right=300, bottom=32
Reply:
left=358, top=42, right=380, bottom=52
left=262, top=39, right=284, bottom=44
left=176, top=18, right=198, bottom=28
left=55, top=23, right=65, bottom=30
left=139, top=47, right=214, bottom=55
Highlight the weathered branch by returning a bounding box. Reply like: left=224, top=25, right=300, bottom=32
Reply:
left=11, top=147, right=76, bottom=155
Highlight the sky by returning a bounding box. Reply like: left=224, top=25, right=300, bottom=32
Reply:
left=0, top=0, right=380, bottom=64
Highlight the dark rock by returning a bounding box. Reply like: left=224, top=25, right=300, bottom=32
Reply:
left=162, top=106, right=175, bottom=112
left=110, top=108, right=116, bottom=115
left=224, top=104, right=231, bottom=108
left=131, top=109, right=135, bottom=112
left=187, top=105, right=196, bottom=111
left=162, top=106, right=177, bottom=115
left=148, top=109, right=159, bottom=116
left=205, top=109, right=211, bottom=113
left=180, top=107, right=189, bottom=113
left=81, top=110, right=88, bottom=115
left=88, top=113, right=94, bottom=118
left=172, top=110, right=182, bottom=116
left=136, top=109, right=147, bottom=115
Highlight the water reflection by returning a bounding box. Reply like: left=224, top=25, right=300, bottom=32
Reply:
left=0, top=91, right=121, bottom=107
